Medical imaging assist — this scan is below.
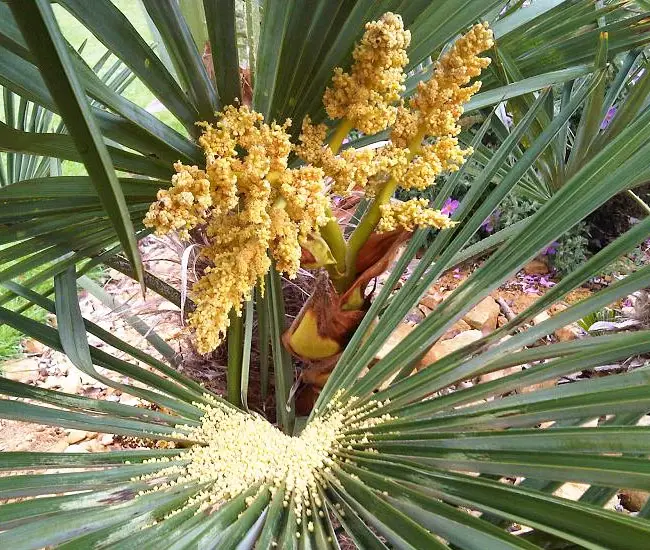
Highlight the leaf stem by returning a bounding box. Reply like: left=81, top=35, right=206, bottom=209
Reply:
left=227, top=308, right=244, bottom=407
left=627, top=189, right=650, bottom=216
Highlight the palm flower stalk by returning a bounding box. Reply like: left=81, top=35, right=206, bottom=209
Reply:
left=145, top=16, right=494, bottom=405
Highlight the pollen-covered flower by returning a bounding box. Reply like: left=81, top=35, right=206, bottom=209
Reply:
left=392, top=22, right=494, bottom=147
left=279, top=166, right=331, bottom=238
left=323, top=12, right=411, bottom=134
left=395, top=138, right=472, bottom=191
left=376, top=23, right=492, bottom=232
left=270, top=206, right=301, bottom=276
left=296, top=118, right=386, bottom=197
left=190, top=186, right=272, bottom=354
left=138, top=393, right=393, bottom=518
left=377, top=198, right=456, bottom=233
left=146, top=18, right=494, bottom=354
left=145, top=106, right=329, bottom=353
left=144, top=162, right=212, bottom=240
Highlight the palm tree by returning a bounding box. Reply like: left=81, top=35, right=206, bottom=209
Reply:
left=1, top=1, right=650, bottom=547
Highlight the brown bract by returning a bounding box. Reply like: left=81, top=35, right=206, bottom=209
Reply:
left=285, top=230, right=410, bottom=411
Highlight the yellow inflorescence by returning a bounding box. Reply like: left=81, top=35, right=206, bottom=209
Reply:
left=323, top=12, right=411, bottom=134
left=377, top=198, right=456, bottom=233
left=397, top=138, right=471, bottom=191
left=144, top=105, right=330, bottom=353
left=139, top=393, right=393, bottom=519
left=144, top=163, right=213, bottom=240
left=145, top=17, right=494, bottom=352
left=392, top=22, right=494, bottom=147
left=296, top=118, right=381, bottom=197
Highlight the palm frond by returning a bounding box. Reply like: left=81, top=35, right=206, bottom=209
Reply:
left=1, top=1, right=650, bottom=547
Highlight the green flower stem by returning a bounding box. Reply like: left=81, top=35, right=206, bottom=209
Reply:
left=321, top=208, right=348, bottom=287
left=329, top=118, right=354, bottom=153
left=316, top=119, right=354, bottom=286
left=341, top=178, right=399, bottom=290
left=341, top=130, right=425, bottom=290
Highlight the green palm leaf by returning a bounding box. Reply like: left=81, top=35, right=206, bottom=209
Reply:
left=1, top=1, right=650, bottom=548
left=7, top=0, right=144, bottom=288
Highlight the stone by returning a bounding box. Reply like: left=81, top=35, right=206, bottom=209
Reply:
left=532, top=311, right=551, bottom=325
left=418, top=330, right=483, bottom=369
left=119, top=394, right=141, bottom=407
left=549, top=303, right=569, bottom=316
left=65, top=429, right=89, bottom=445
left=554, top=482, right=589, bottom=501
left=2, top=359, right=39, bottom=384
left=60, top=375, right=82, bottom=395
left=406, top=309, right=426, bottom=323
left=81, top=439, right=105, bottom=453
left=98, top=434, right=114, bottom=446
left=419, top=292, right=444, bottom=310
left=523, top=258, right=549, bottom=275
left=64, top=444, right=89, bottom=453
left=479, top=366, right=522, bottom=384
left=439, top=320, right=473, bottom=342
left=638, top=415, right=650, bottom=426
left=619, top=490, right=649, bottom=512
left=511, top=294, right=539, bottom=314
left=520, top=378, right=557, bottom=394
left=604, top=495, right=620, bottom=511
left=47, top=439, right=69, bottom=453
left=22, top=338, right=46, bottom=355
left=554, top=325, right=581, bottom=342
left=463, top=297, right=500, bottom=332
left=40, top=376, right=67, bottom=390
left=374, top=323, right=416, bottom=362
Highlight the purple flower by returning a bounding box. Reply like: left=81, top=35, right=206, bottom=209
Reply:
left=543, top=241, right=559, bottom=256
left=481, top=210, right=501, bottom=234
left=441, top=198, right=460, bottom=217
left=600, top=106, right=617, bottom=130
left=539, top=276, right=555, bottom=288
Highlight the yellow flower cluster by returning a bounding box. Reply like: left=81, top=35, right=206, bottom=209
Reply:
left=397, top=137, right=470, bottom=191
left=392, top=22, right=494, bottom=147
left=323, top=12, right=411, bottom=134
left=145, top=17, right=495, bottom=353
left=297, top=21, right=491, bottom=218
left=372, top=22, right=493, bottom=232
left=295, top=118, right=374, bottom=196
left=144, top=162, right=213, bottom=240
left=144, top=106, right=330, bottom=353
left=139, top=392, right=393, bottom=521
left=377, top=198, right=455, bottom=233
left=297, top=119, right=412, bottom=197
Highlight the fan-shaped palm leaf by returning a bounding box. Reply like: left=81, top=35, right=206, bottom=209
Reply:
left=1, top=1, right=650, bottom=548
